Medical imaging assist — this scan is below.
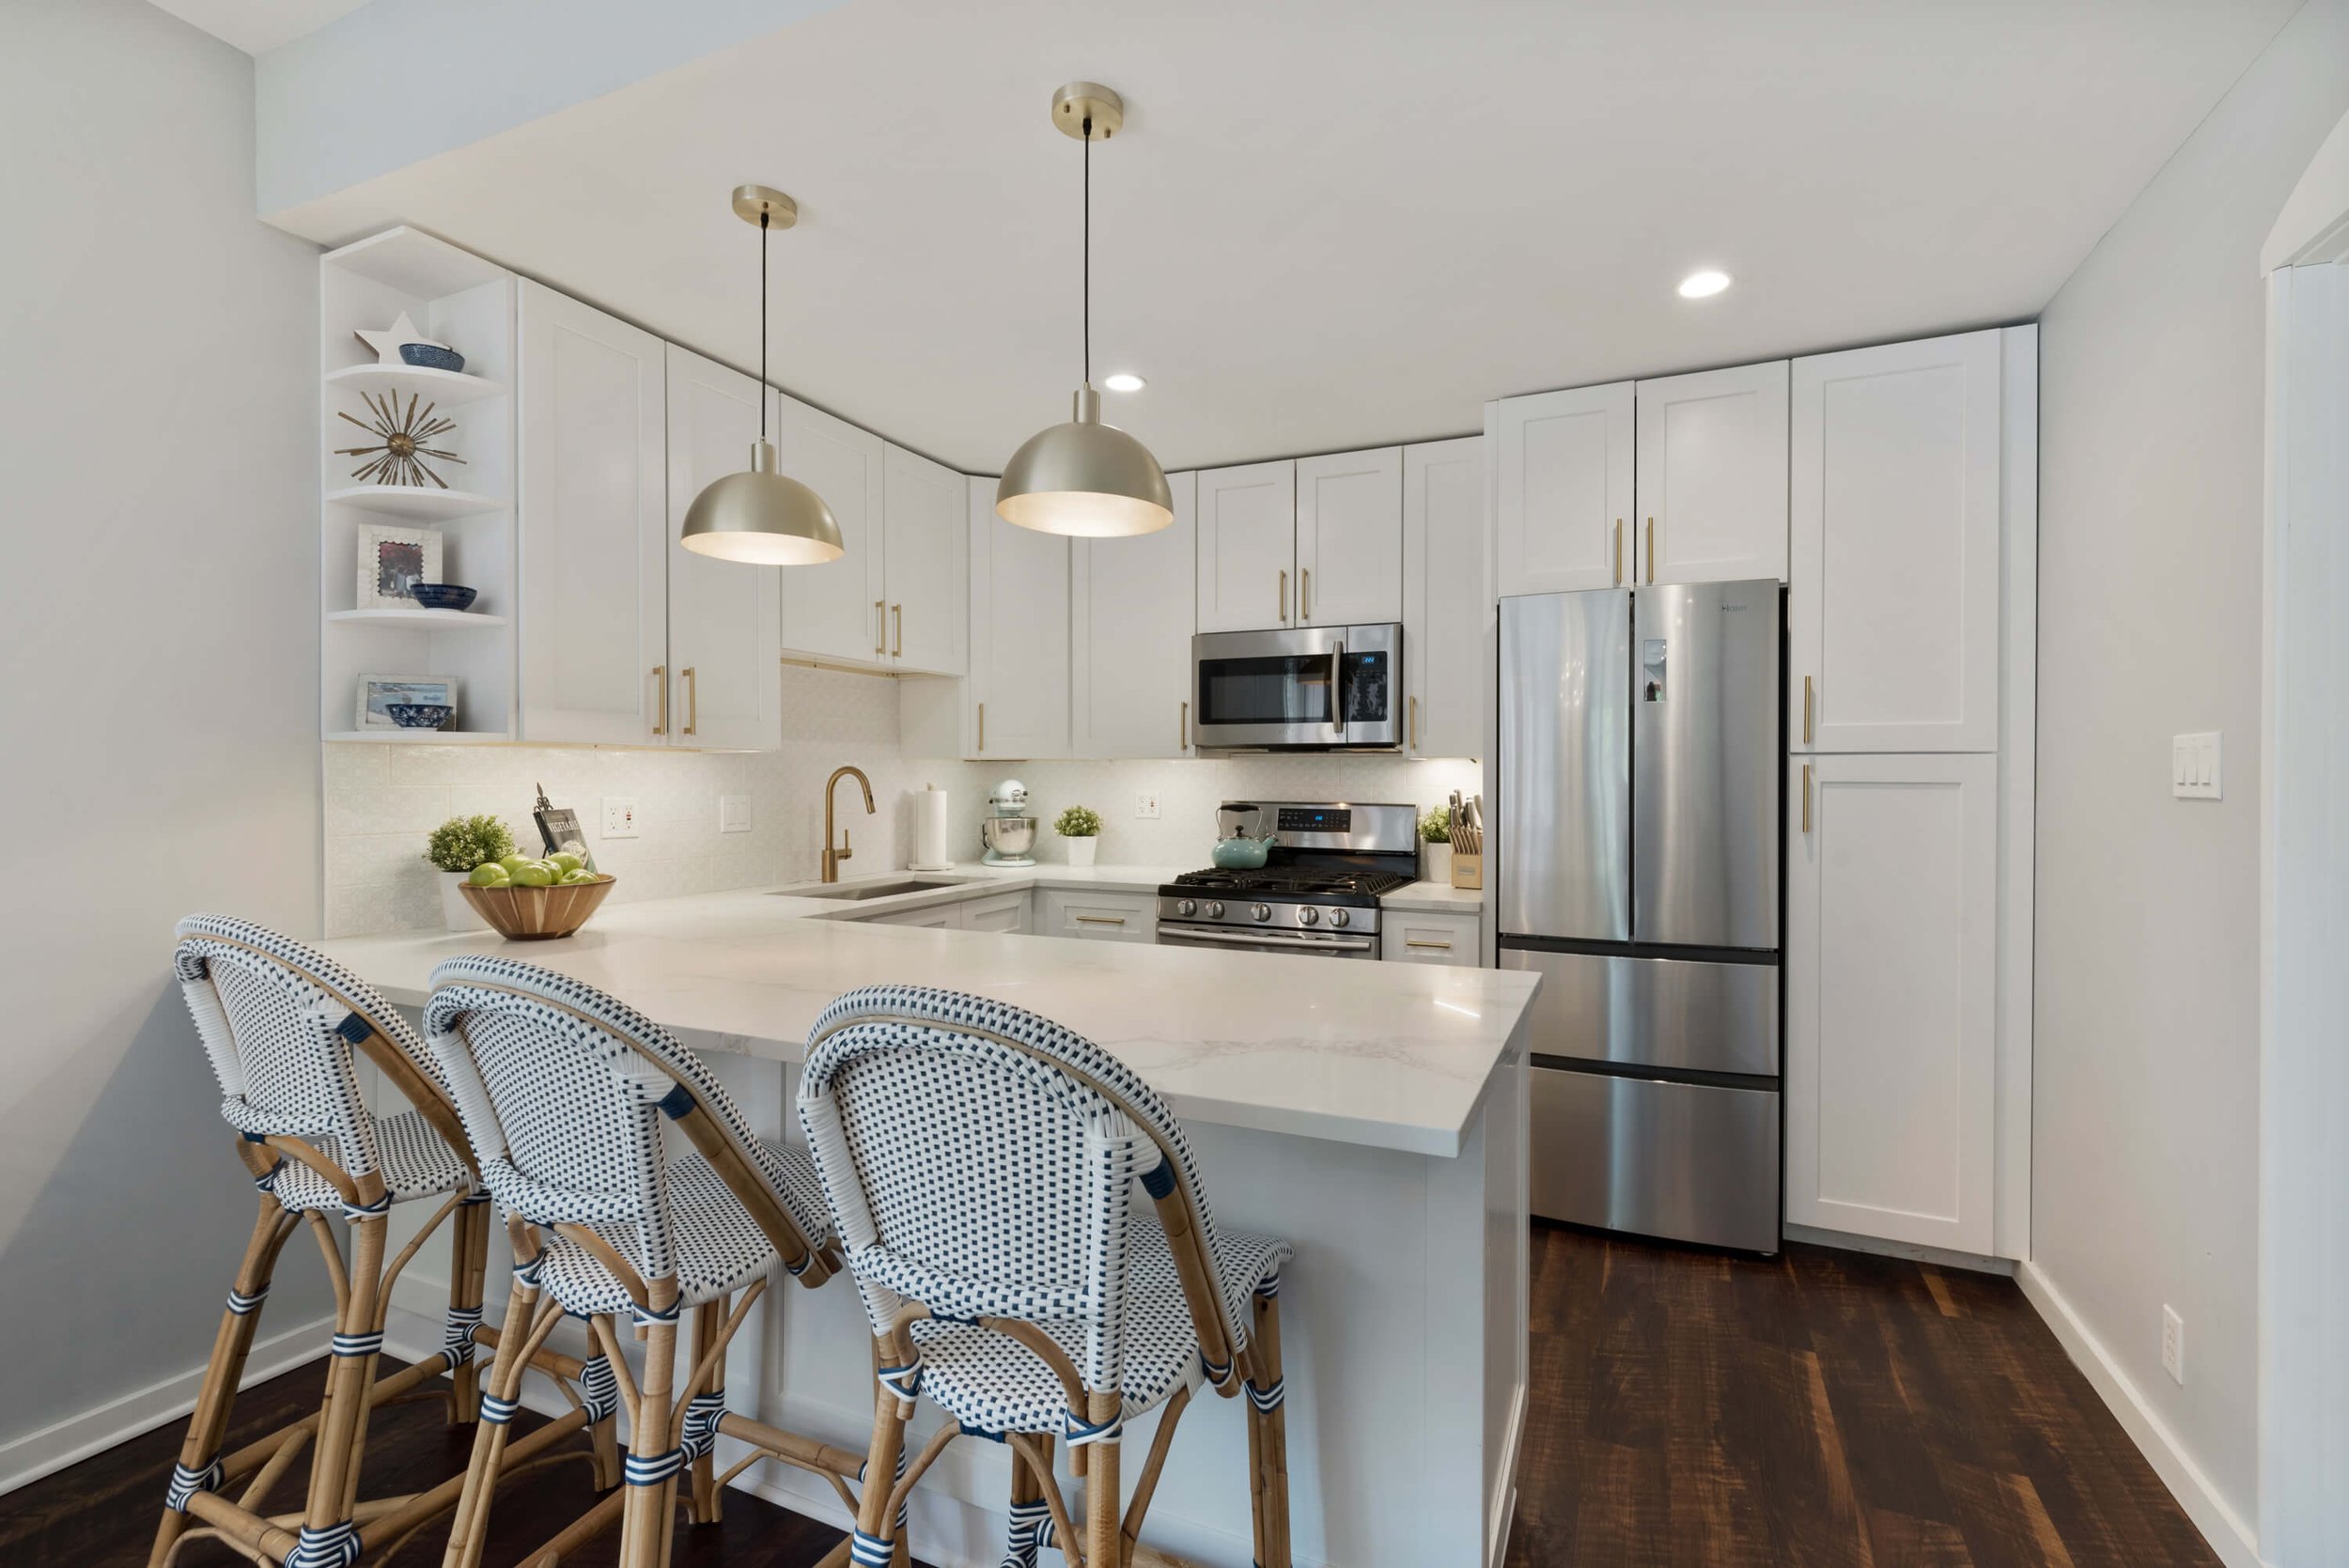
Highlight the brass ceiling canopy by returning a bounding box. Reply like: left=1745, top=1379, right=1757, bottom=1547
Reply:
left=1050, top=82, right=1125, bottom=141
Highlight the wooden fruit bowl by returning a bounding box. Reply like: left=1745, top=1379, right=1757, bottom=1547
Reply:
left=459, top=875, right=615, bottom=939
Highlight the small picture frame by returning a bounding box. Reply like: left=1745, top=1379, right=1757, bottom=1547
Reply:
left=356, top=673, right=459, bottom=730
left=355, top=523, right=444, bottom=610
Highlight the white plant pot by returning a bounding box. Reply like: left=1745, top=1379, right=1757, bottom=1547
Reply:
left=1422, top=841, right=1453, bottom=885
left=441, top=871, right=491, bottom=933
left=1066, top=836, right=1098, bottom=867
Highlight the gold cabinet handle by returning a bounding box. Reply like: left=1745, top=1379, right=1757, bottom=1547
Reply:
left=1406, top=938, right=1454, bottom=951
left=976, top=702, right=985, bottom=753
left=1179, top=699, right=1189, bottom=751
left=1074, top=914, right=1128, bottom=926
left=1802, top=763, right=1813, bottom=833
left=1278, top=568, right=1288, bottom=623
left=1410, top=694, right=1421, bottom=751
left=1613, top=519, right=1624, bottom=585
left=1646, top=517, right=1656, bottom=583
left=874, top=599, right=886, bottom=657
left=1803, top=676, right=1813, bottom=745
left=1300, top=567, right=1311, bottom=621
left=892, top=603, right=903, bottom=658
left=682, top=666, right=697, bottom=737
left=651, top=664, right=667, bottom=736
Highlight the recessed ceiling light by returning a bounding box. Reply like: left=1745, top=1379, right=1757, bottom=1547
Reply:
left=1102, top=372, right=1146, bottom=393
left=1677, top=270, right=1732, bottom=300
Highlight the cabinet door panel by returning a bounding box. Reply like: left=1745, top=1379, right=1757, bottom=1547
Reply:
left=1635, top=362, right=1789, bottom=583
left=773, top=392, right=886, bottom=664
left=663, top=346, right=779, bottom=750
left=518, top=281, right=666, bottom=744
left=1195, top=460, right=1296, bottom=632
left=970, top=477, right=1069, bottom=759
left=1496, top=382, right=1633, bottom=596
left=959, top=891, right=1030, bottom=933
left=1073, top=472, right=1196, bottom=757
left=1296, top=447, right=1402, bottom=625
left=1403, top=438, right=1486, bottom=758
left=884, top=443, right=966, bottom=675
left=1791, top=332, right=2000, bottom=753
left=1785, top=752, right=1996, bottom=1251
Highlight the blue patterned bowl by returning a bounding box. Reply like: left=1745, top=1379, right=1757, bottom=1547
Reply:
left=384, top=704, right=454, bottom=730
left=398, top=342, right=465, bottom=373
left=409, top=583, right=477, bottom=612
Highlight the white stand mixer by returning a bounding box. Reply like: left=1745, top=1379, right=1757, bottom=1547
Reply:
left=980, top=778, right=1037, bottom=866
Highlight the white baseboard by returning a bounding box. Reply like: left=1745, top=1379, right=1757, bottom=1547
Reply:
left=0, top=1312, right=334, bottom=1498
left=1783, top=1223, right=2018, bottom=1276
left=2015, top=1263, right=2263, bottom=1568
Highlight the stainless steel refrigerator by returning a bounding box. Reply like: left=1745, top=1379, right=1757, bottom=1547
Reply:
left=1497, top=582, right=1783, bottom=1253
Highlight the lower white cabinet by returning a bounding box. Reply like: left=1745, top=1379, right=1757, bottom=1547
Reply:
left=1036, top=889, right=1157, bottom=943
left=1784, top=752, right=1998, bottom=1252
left=863, top=903, right=959, bottom=929
left=1072, top=473, right=1196, bottom=757
left=1380, top=910, right=1481, bottom=967
left=958, top=889, right=1031, bottom=934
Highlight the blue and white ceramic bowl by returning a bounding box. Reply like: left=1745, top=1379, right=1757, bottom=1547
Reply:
left=398, top=343, right=465, bottom=374
left=383, top=704, right=454, bottom=730
left=409, top=582, right=477, bottom=613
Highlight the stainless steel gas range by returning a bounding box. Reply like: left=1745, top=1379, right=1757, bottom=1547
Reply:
left=1155, top=800, right=1420, bottom=960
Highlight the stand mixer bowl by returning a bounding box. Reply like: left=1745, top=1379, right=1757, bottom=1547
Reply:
left=980, top=815, right=1037, bottom=862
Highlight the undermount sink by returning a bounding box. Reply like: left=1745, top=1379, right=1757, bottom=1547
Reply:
left=791, top=877, right=968, bottom=902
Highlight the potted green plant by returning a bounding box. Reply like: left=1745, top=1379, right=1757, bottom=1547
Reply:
left=425, top=814, right=516, bottom=932
left=1053, top=804, right=1103, bottom=868
left=1420, top=804, right=1453, bottom=884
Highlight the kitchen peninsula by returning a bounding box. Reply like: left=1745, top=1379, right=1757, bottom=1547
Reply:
left=316, top=872, right=1538, bottom=1568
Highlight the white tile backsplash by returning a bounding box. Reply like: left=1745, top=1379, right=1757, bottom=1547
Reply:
left=323, top=662, right=1481, bottom=936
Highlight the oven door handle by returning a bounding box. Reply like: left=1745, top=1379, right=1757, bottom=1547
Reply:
left=1159, top=924, right=1375, bottom=954
left=1330, top=639, right=1346, bottom=742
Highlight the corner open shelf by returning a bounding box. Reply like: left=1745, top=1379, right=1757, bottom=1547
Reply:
left=325, top=363, right=506, bottom=408
left=326, top=607, right=507, bottom=628
left=324, top=729, right=512, bottom=744
left=326, top=484, right=504, bottom=520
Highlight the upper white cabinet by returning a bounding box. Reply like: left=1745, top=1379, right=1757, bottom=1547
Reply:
left=662, top=345, right=780, bottom=750
left=1195, top=460, right=1298, bottom=631
left=1633, top=361, right=1789, bottom=584
left=1790, top=331, right=2002, bottom=753
left=883, top=443, right=966, bottom=676
left=773, top=391, right=887, bottom=665
left=968, top=476, right=1069, bottom=759
left=1784, top=752, right=1998, bottom=1253
left=1295, top=447, right=1403, bottom=625
left=517, top=281, right=667, bottom=745
left=1403, top=438, right=1486, bottom=759
left=1494, top=381, right=1633, bottom=596
left=1073, top=472, right=1197, bottom=757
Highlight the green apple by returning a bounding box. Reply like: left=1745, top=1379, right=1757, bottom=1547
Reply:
left=559, top=869, right=596, bottom=885
left=511, top=862, right=555, bottom=888
left=549, top=851, right=585, bottom=875
left=498, top=854, right=532, bottom=875
left=467, top=862, right=510, bottom=888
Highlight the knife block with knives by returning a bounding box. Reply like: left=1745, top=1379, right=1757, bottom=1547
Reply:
left=1449, top=790, right=1485, bottom=890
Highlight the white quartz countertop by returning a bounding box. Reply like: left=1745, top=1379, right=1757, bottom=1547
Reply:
left=318, top=867, right=1532, bottom=1157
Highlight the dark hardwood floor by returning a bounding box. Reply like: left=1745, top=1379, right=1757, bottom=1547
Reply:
left=1, top=1227, right=2222, bottom=1567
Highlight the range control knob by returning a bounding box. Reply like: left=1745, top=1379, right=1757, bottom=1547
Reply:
left=1175, top=899, right=1197, bottom=918
left=1298, top=906, right=1320, bottom=925
left=1205, top=901, right=1224, bottom=919
left=1329, top=908, right=1351, bottom=928
left=1250, top=903, right=1272, bottom=924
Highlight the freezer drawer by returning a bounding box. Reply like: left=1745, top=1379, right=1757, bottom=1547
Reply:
left=1501, top=946, right=1780, bottom=1077
left=1530, top=1066, right=1781, bottom=1252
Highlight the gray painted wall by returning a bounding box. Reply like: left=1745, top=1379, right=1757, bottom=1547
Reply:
left=2034, top=0, right=2349, bottom=1529
left=0, top=0, right=327, bottom=1459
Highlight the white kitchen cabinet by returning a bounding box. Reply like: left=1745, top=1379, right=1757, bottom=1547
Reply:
left=1494, top=381, right=1634, bottom=596
left=1295, top=447, right=1403, bottom=625
left=1785, top=751, right=1998, bottom=1252
left=1073, top=472, right=1197, bottom=757
left=1381, top=910, right=1481, bottom=967
left=1402, top=438, right=1486, bottom=759
left=864, top=903, right=959, bottom=929
left=883, top=442, right=966, bottom=675
left=773, top=390, right=887, bottom=664
left=968, top=476, right=1069, bottom=759
left=957, top=889, right=1031, bottom=934
left=1634, top=361, right=1789, bottom=584
left=662, top=345, right=780, bottom=750
left=1195, top=460, right=1298, bottom=631
left=1790, top=331, right=2002, bottom=753
left=517, top=280, right=668, bottom=745
left=1036, top=889, right=1157, bottom=943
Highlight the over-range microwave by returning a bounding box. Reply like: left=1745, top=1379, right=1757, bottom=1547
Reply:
left=1190, top=624, right=1403, bottom=752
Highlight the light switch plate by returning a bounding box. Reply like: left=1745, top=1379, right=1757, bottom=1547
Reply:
left=2172, top=733, right=2222, bottom=800
left=601, top=797, right=640, bottom=839
left=719, top=795, right=751, bottom=833
left=1135, top=792, right=1160, bottom=820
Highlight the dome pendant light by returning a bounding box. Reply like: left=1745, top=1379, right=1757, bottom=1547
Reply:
left=681, top=185, right=844, bottom=565
left=997, top=83, right=1174, bottom=538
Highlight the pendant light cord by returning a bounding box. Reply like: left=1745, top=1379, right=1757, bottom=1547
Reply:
left=759, top=210, right=770, bottom=442
left=1082, top=118, right=1091, bottom=387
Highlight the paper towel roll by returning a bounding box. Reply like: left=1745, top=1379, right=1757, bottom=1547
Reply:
left=910, top=784, right=954, bottom=871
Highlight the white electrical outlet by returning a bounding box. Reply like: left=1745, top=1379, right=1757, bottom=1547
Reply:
left=718, top=795, right=751, bottom=834
left=1135, top=792, right=1160, bottom=820
left=2162, top=1304, right=2186, bottom=1384
left=2171, top=733, right=2222, bottom=800
left=601, top=797, right=640, bottom=839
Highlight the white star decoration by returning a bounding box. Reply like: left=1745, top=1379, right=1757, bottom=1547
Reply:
left=353, top=312, right=452, bottom=365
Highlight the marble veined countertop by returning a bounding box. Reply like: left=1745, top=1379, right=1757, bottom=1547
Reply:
left=317, top=867, right=1531, bottom=1157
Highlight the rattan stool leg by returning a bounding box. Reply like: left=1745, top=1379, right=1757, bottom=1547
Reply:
left=441, top=1259, right=545, bottom=1568
left=1247, top=1289, right=1292, bottom=1568
left=286, top=1203, right=387, bottom=1567
left=445, top=1197, right=491, bottom=1424
left=685, top=1298, right=725, bottom=1526
left=849, top=1336, right=911, bottom=1568
left=615, top=1302, right=679, bottom=1568
left=1083, top=1389, right=1124, bottom=1568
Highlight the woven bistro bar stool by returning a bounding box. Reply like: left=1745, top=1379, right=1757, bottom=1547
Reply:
left=154, top=916, right=606, bottom=1568
left=423, top=955, right=904, bottom=1568
left=798, top=985, right=1297, bottom=1568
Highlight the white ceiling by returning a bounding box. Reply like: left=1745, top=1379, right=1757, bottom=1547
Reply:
left=148, top=0, right=366, bottom=54
left=269, top=0, right=2297, bottom=474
